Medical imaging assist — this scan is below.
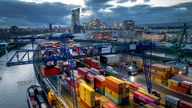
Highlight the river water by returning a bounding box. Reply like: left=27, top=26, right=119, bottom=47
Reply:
left=0, top=44, right=37, bottom=108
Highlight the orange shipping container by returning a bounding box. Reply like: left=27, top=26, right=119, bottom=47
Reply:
left=105, top=77, right=125, bottom=94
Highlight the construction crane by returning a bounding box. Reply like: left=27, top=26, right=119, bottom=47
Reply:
left=170, top=23, right=188, bottom=62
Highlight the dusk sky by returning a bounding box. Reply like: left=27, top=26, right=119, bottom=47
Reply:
left=0, top=0, right=192, bottom=27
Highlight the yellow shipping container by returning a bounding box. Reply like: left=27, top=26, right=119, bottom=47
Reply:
left=151, top=69, right=166, bottom=76
left=168, top=79, right=180, bottom=87
left=137, top=87, right=146, bottom=92
left=151, top=77, right=163, bottom=83
left=108, top=76, right=125, bottom=83
left=105, top=87, right=127, bottom=99
left=124, top=81, right=131, bottom=87
left=79, top=83, right=95, bottom=97
left=80, top=93, right=95, bottom=107
left=151, top=64, right=171, bottom=72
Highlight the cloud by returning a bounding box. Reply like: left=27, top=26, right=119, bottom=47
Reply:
left=88, top=2, right=192, bottom=25
left=0, top=0, right=191, bottom=27
left=0, top=0, right=76, bottom=27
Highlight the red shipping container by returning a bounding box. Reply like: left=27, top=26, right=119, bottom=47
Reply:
left=176, top=86, right=188, bottom=94
left=95, top=83, right=105, bottom=90
left=180, top=101, right=192, bottom=108
left=78, top=68, right=88, bottom=79
left=130, top=82, right=141, bottom=90
left=40, top=65, right=61, bottom=76
left=168, top=84, right=177, bottom=91
left=84, top=58, right=92, bottom=64
left=180, top=81, right=192, bottom=90
left=99, top=69, right=104, bottom=75
left=94, top=76, right=105, bottom=86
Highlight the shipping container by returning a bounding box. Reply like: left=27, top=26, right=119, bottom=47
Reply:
left=168, top=79, right=180, bottom=87
left=105, top=92, right=128, bottom=105
left=180, top=100, right=192, bottom=108
left=137, top=90, right=160, bottom=104
left=166, top=95, right=180, bottom=106
left=133, top=91, right=155, bottom=105
left=151, top=64, right=171, bottom=72
left=130, top=82, right=141, bottom=91
left=79, top=83, right=95, bottom=107
left=100, top=54, right=120, bottom=66
left=90, top=68, right=100, bottom=75
left=151, top=77, right=163, bottom=84
left=40, top=65, right=61, bottom=76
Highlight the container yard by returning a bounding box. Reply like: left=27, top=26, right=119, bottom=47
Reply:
left=1, top=0, right=192, bottom=108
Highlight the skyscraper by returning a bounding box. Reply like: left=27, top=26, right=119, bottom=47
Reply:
left=71, top=8, right=81, bottom=34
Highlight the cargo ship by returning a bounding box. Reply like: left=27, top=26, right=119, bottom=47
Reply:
left=32, top=38, right=192, bottom=108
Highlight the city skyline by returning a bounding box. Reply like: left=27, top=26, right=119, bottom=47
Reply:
left=0, top=0, right=192, bottom=27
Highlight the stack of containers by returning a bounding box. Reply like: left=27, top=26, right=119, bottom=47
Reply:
left=180, top=81, right=192, bottom=94
left=90, top=59, right=100, bottom=69
left=151, top=64, right=172, bottom=84
left=166, top=95, right=180, bottom=108
left=90, top=68, right=100, bottom=75
left=171, top=75, right=192, bottom=95
left=168, top=77, right=190, bottom=94
left=168, top=78, right=181, bottom=90
left=133, top=91, right=156, bottom=107
left=86, top=73, right=95, bottom=88
left=78, top=67, right=88, bottom=79
left=137, top=90, right=160, bottom=105
left=105, top=76, right=127, bottom=105
left=94, top=75, right=105, bottom=94
left=79, top=83, right=95, bottom=108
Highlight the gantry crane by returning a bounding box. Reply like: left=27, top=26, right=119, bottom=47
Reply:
left=6, top=33, right=155, bottom=108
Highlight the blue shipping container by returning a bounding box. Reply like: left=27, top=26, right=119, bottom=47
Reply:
left=166, top=95, right=180, bottom=106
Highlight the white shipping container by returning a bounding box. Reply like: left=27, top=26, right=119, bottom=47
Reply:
left=107, top=66, right=113, bottom=71
left=101, top=47, right=111, bottom=54
left=103, top=54, right=119, bottom=66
